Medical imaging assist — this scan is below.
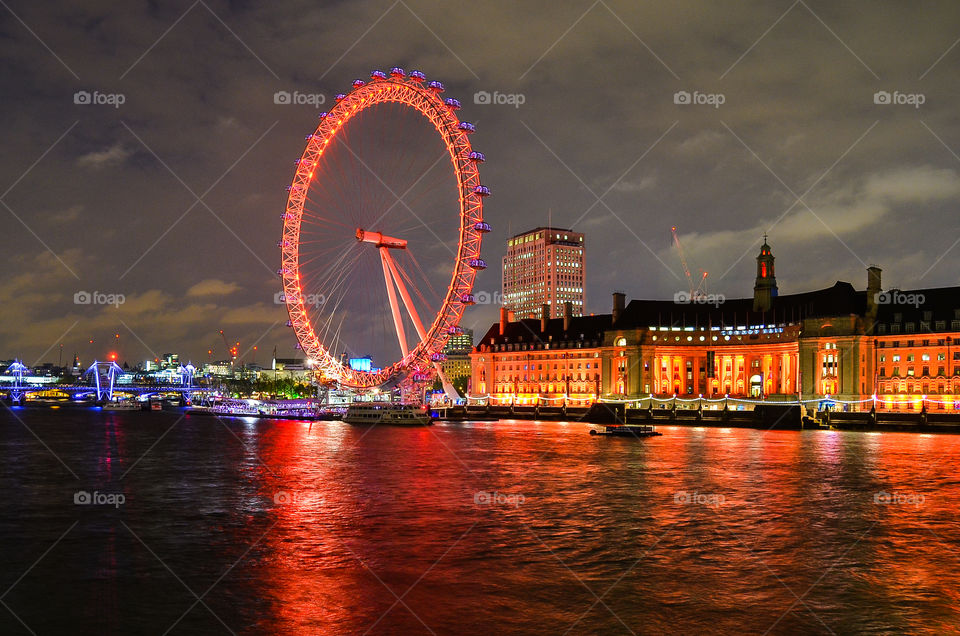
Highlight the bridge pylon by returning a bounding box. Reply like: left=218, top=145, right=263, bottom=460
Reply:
left=83, top=361, right=125, bottom=402
left=5, top=360, right=29, bottom=405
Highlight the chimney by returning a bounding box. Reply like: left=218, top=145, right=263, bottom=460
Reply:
left=866, top=265, right=882, bottom=329
left=867, top=266, right=882, bottom=295
left=499, top=307, right=507, bottom=335
left=541, top=303, right=549, bottom=333
left=612, top=292, right=625, bottom=324
left=563, top=301, right=572, bottom=331
left=507, top=310, right=516, bottom=323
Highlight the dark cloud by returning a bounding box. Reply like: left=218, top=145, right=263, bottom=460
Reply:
left=2, top=0, right=959, bottom=367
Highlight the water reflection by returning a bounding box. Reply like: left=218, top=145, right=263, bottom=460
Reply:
left=0, top=410, right=958, bottom=634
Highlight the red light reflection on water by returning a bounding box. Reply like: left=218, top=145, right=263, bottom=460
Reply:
left=235, top=422, right=960, bottom=634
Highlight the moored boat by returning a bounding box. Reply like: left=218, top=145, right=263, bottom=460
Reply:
left=343, top=402, right=433, bottom=426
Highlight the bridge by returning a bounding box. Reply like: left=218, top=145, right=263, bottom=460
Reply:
left=2, top=359, right=215, bottom=405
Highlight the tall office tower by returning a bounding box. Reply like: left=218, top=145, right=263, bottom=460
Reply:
left=502, top=227, right=585, bottom=319
left=441, top=327, right=474, bottom=380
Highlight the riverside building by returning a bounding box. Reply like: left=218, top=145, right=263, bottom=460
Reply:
left=472, top=239, right=960, bottom=412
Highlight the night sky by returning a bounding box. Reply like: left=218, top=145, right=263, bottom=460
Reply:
left=3, top=1, right=959, bottom=367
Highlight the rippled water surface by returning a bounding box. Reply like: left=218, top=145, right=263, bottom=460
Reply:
left=1, top=408, right=959, bottom=634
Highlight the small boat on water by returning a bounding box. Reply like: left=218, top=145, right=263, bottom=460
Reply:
left=343, top=402, right=433, bottom=426
left=590, top=424, right=662, bottom=437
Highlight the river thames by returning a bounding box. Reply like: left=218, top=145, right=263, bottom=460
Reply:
left=0, top=408, right=958, bottom=634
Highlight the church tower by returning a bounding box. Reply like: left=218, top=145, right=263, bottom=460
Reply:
left=753, top=234, right=778, bottom=312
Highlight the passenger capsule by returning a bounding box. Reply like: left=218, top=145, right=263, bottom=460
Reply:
left=318, top=111, right=328, bottom=119
left=430, top=352, right=447, bottom=362
left=473, top=221, right=492, bottom=233
left=447, top=326, right=463, bottom=335
left=469, top=258, right=487, bottom=270
left=468, top=151, right=485, bottom=162
left=390, top=67, right=406, bottom=78
left=444, top=98, right=461, bottom=110
left=370, top=70, right=388, bottom=80
left=460, top=293, right=476, bottom=305
left=428, top=81, right=445, bottom=93
left=335, top=93, right=346, bottom=102
left=473, top=185, right=491, bottom=196
left=458, top=121, right=476, bottom=133
left=409, top=70, right=426, bottom=82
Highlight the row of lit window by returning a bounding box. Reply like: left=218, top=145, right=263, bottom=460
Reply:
left=880, top=352, right=957, bottom=362
left=880, top=367, right=960, bottom=377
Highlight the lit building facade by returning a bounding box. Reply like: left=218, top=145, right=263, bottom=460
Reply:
left=502, top=227, right=585, bottom=319
left=472, top=240, right=960, bottom=411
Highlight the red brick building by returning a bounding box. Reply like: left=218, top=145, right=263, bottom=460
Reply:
left=471, top=240, right=960, bottom=411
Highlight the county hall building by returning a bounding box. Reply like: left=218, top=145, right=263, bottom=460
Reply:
left=470, top=239, right=960, bottom=412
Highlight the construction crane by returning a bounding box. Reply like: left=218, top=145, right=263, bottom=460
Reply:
left=671, top=226, right=707, bottom=298
left=218, top=330, right=239, bottom=364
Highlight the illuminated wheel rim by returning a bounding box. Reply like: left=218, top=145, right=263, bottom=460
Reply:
left=280, top=70, right=487, bottom=388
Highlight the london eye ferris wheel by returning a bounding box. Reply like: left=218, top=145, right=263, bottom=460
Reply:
left=279, top=67, right=491, bottom=389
